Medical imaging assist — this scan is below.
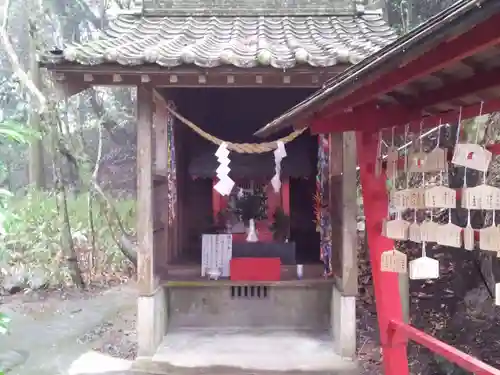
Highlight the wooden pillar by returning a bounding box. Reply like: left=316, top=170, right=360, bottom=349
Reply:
left=153, top=96, right=171, bottom=268
left=329, top=131, right=358, bottom=359
left=328, top=132, right=357, bottom=293
left=137, top=85, right=157, bottom=294
left=137, top=87, right=168, bottom=357
left=356, top=130, right=409, bottom=375
left=340, top=131, right=358, bottom=294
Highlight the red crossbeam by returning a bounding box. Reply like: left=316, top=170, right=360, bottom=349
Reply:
left=388, top=320, right=500, bottom=375
left=319, top=12, right=500, bottom=119
left=405, top=66, right=500, bottom=110
left=311, top=68, right=500, bottom=134
left=311, top=98, right=500, bottom=134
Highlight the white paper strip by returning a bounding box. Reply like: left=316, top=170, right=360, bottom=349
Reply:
left=216, top=164, right=231, bottom=177
left=215, top=142, right=229, bottom=158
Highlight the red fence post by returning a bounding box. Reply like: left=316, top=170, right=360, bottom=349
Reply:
left=357, top=130, right=409, bottom=375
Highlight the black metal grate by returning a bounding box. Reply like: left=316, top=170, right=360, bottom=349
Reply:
left=230, top=285, right=269, bottom=299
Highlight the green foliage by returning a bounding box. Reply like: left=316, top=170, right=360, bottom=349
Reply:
left=1, top=190, right=136, bottom=286
left=269, top=207, right=290, bottom=242
left=232, top=187, right=268, bottom=223
left=0, top=121, right=39, bottom=144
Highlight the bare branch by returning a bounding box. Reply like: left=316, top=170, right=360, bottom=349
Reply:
left=0, top=0, right=46, bottom=111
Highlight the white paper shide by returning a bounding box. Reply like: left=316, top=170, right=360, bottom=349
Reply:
left=271, top=141, right=287, bottom=193
left=213, top=142, right=235, bottom=196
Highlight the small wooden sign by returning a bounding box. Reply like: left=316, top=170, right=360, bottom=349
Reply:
left=480, top=185, right=500, bottom=210
left=409, top=188, right=426, bottom=209
left=408, top=151, right=428, bottom=173
left=420, top=220, right=440, bottom=243
left=425, top=185, right=456, bottom=209
left=437, top=223, right=462, bottom=248
left=463, top=226, right=475, bottom=251
left=452, top=143, right=492, bottom=172
left=386, top=147, right=399, bottom=178
left=409, top=255, right=440, bottom=280
left=409, top=222, right=422, bottom=243
left=426, top=148, right=448, bottom=172
left=384, top=218, right=410, bottom=240
left=381, top=249, right=407, bottom=273
left=391, top=189, right=412, bottom=210
left=461, top=186, right=484, bottom=210
left=479, top=226, right=500, bottom=252
left=496, top=283, right=500, bottom=306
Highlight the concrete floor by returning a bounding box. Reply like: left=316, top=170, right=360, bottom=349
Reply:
left=152, top=328, right=357, bottom=372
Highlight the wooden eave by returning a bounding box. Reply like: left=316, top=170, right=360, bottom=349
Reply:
left=254, top=0, right=500, bottom=137
left=44, top=64, right=348, bottom=89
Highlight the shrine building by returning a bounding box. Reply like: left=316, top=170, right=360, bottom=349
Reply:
left=41, top=0, right=396, bottom=372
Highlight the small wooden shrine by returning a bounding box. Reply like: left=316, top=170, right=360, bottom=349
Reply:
left=189, top=139, right=312, bottom=243
left=40, top=0, right=397, bottom=369
left=256, top=0, right=500, bottom=374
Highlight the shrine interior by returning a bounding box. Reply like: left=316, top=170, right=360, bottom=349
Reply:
left=161, top=87, right=321, bottom=266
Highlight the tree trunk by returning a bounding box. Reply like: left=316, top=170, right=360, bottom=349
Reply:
left=27, top=26, right=45, bottom=189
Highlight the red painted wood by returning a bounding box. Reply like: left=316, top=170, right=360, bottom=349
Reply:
left=357, top=131, right=409, bottom=375
left=388, top=320, right=500, bottom=375
left=404, top=65, right=500, bottom=110
left=282, top=179, right=290, bottom=216
left=311, top=98, right=500, bottom=134
left=319, top=13, right=500, bottom=119
left=312, top=73, right=500, bottom=132
left=212, top=179, right=224, bottom=221
left=230, top=257, right=281, bottom=281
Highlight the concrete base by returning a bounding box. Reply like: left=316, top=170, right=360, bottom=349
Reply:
left=152, top=328, right=357, bottom=373
left=330, top=285, right=356, bottom=359
left=137, top=287, right=167, bottom=357
left=136, top=283, right=357, bottom=363
left=168, top=285, right=331, bottom=330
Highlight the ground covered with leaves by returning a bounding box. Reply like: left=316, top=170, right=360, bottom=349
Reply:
left=356, top=234, right=500, bottom=375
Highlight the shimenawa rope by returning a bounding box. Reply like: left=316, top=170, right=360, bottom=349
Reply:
left=166, top=106, right=306, bottom=154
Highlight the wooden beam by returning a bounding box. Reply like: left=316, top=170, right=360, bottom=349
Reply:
left=313, top=64, right=500, bottom=133
left=52, top=71, right=339, bottom=88
left=398, top=65, right=500, bottom=109
left=357, top=130, right=409, bottom=374
left=137, top=85, right=157, bottom=295
left=311, top=98, right=500, bottom=134
left=45, top=64, right=346, bottom=76
left=320, top=12, right=500, bottom=118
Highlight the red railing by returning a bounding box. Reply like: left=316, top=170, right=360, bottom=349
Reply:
left=388, top=320, right=500, bottom=375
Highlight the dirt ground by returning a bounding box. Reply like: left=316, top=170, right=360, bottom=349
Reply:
left=3, top=242, right=500, bottom=375
left=356, top=235, right=500, bottom=375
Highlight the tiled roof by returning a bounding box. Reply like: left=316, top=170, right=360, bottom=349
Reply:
left=54, top=14, right=397, bottom=68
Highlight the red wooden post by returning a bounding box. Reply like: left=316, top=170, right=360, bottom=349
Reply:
left=282, top=178, right=290, bottom=216
left=356, top=130, right=409, bottom=375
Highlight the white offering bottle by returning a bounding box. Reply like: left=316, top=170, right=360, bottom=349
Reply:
left=246, top=219, right=259, bottom=242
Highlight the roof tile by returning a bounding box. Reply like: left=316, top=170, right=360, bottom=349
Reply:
left=57, top=15, right=397, bottom=68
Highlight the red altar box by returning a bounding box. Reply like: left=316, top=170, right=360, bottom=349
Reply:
left=230, top=258, right=281, bottom=281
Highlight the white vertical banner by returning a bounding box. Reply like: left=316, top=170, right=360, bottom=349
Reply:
left=201, top=234, right=233, bottom=277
